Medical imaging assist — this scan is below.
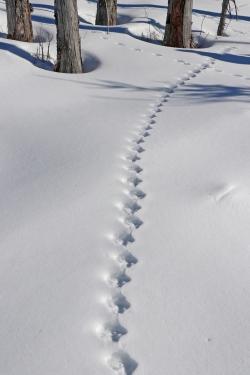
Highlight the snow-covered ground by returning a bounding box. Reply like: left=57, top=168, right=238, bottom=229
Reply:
left=0, top=0, right=250, bottom=374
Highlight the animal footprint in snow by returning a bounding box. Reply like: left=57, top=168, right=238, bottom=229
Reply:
left=123, top=175, right=142, bottom=187
left=193, top=68, right=201, bottom=74
left=200, top=63, right=209, bottom=69
left=107, top=291, right=130, bottom=314
left=188, top=71, right=197, bottom=78
left=116, top=228, right=135, bottom=246
left=96, top=320, right=127, bottom=342
left=165, top=86, right=174, bottom=94
left=128, top=163, right=143, bottom=174
left=148, top=112, right=157, bottom=119
left=108, top=268, right=131, bottom=287
left=152, top=53, right=163, bottom=57
left=130, top=175, right=143, bottom=187
left=126, top=152, right=140, bottom=162
left=135, top=136, right=145, bottom=145
left=129, top=188, right=146, bottom=199
left=153, top=106, right=162, bottom=113
left=108, top=350, right=138, bottom=374
left=125, top=213, right=143, bottom=229
left=161, top=97, right=169, bottom=103
left=130, top=144, right=145, bottom=154
left=149, top=102, right=162, bottom=109
left=110, top=248, right=137, bottom=268
left=117, top=248, right=138, bottom=268
left=177, top=79, right=185, bottom=86
left=123, top=197, right=141, bottom=214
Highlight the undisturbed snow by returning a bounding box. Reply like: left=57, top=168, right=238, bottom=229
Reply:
left=0, top=0, right=250, bottom=374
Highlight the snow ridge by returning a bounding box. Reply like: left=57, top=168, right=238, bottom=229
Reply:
left=97, top=54, right=220, bottom=374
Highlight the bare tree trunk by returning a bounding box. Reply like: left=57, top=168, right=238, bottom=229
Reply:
left=163, top=0, right=193, bottom=48
left=96, top=0, right=117, bottom=26
left=217, top=0, right=230, bottom=36
left=54, top=0, right=82, bottom=73
left=6, top=0, right=33, bottom=42
left=164, top=0, right=173, bottom=41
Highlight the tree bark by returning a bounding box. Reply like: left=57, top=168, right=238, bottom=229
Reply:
left=96, top=0, right=117, bottom=26
left=6, top=0, right=33, bottom=42
left=163, top=0, right=193, bottom=48
left=217, top=0, right=230, bottom=36
left=164, top=0, right=173, bottom=41
left=54, top=0, right=82, bottom=73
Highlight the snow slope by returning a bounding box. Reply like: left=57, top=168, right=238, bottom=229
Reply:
left=0, top=0, right=250, bottom=374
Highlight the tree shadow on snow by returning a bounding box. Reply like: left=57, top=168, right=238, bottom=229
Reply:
left=178, top=83, right=250, bottom=103
left=87, top=0, right=167, bottom=10
left=0, top=41, right=54, bottom=70
left=193, top=8, right=250, bottom=22
left=83, top=80, right=250, bottom=104
left=32, top=14, right=55, bottom=25
left=180, top=49, right=250, bottom=65
left=0, top=40, right=101, bottom=74
left=32, top=3, right=54, bottom=11
left=0, top=31, right=7, bottom=38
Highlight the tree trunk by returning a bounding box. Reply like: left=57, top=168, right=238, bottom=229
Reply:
left=164, top=0, right=173, bottom=41
left=163, top=0, right=193, bottom=48
left=54, top=0, right=82, bottom=73
left=96, top=0, right=117, bottom=26
left=6, top=0, right=33, bottom=42
left=217, top=0, right=230, bottom=36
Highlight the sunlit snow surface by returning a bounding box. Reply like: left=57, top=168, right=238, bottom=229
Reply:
left=0, top=0, right=250, bottom=374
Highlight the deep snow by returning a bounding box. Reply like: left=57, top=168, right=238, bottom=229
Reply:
left=0, top=0, right=250, bottom=374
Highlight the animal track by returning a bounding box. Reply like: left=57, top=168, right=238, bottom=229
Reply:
left=96, top=319, right=127, bottom=342
left=152, top=52, right=163, bottom=57
left=133, top=47, right=142, bottom=52
left=108, top=291, right=131, bottom=314
left=107, top=267, right=131, bottom=288
left=107, top=350, right=138, bottom=375
left=127, top=163, right=143, bottom=174
left=125, top=214, right=143, bottom=229
left=98, top=52, right=216, bottom=374
left=116, top=228, right=135, bottom=246
left=116, top=248, right=138, bottom=268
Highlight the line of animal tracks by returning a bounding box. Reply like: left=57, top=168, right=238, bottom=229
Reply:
left=95, top=46, right=236, bottom=374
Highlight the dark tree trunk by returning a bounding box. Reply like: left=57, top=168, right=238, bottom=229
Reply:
left=163, top=0, right=193, bottom=48
left=54, top=0, right=82, bottom=73
left=96, top=0, right=117, bottom=26
left=164, top=0, right=173, bottom=41
left=217, top=0, right=230, bottom=36
left=6, top=0, right=33, bottom=42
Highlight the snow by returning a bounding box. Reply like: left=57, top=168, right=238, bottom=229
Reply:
left=0, top=0, right=250, bottom=374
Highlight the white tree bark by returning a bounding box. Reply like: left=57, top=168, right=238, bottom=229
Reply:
left=54, top=0, right=82, bottom=73
left=6, top=0, right=33, bottom=42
